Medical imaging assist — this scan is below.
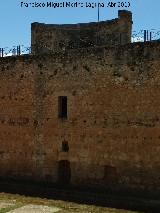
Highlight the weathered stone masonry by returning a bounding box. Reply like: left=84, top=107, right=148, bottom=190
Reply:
left=31, top=10, right=132, bottom=54
left=1, top=10, right=160, bottom=193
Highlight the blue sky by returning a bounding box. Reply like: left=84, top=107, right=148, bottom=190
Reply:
left=0, top=0, right=159, bottom=47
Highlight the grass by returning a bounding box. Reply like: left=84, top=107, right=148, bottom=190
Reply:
left=0, top=192, right=142, bottom=213
left=0, top=204, right=23, bottom=213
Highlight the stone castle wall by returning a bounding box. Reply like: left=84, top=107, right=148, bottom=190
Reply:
left=0, top=41, right=160, bottom=193
left=31, top=10, right=132, bottom=54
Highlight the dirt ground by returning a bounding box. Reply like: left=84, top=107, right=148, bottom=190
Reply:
left=0, top=193, right=141, bottom=213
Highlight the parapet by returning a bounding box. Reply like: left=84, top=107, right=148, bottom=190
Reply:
left=118, top=10, right=132, bottom=22
left=31, top=10, right=132, bottom=55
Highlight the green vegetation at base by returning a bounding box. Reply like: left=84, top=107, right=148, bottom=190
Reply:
left=0, top=203, right=23, bottom=213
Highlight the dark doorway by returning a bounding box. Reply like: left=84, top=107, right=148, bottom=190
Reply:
left=104, top=165, right=117, bottom=184
left=58, top=160, right=71, bottom=185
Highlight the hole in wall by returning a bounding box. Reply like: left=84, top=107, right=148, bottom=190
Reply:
left=20, top=74, right=24, bottom=79
left=62, top=141, right=69, bottom=152
left=54, top=70, right=57, bottom=75
left=72, top=91, right=76, bottom=96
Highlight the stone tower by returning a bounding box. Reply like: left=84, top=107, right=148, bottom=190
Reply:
left=31, top=10, right=132, bottom=54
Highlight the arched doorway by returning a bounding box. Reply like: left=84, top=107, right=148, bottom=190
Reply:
left=58, top=160, right=71, bottom=185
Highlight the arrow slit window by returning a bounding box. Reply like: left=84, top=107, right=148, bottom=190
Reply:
left=58, top=96, right=67, bottom=119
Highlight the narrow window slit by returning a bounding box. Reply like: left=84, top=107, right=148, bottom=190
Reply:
left=58, top=96, right=67, bottom=119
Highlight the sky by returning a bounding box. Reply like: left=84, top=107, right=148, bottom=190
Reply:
left=0, top=0, right=160, bottom=47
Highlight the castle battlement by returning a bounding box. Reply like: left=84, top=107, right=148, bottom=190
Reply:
left=31, top=10, right=132, bottom=54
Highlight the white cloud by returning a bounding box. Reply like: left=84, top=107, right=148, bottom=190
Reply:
left=131, top=36, right=144, bottom=43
